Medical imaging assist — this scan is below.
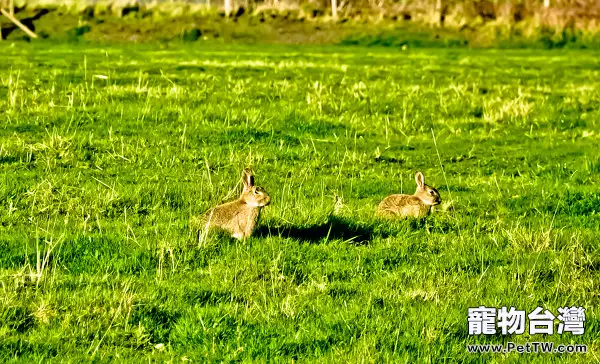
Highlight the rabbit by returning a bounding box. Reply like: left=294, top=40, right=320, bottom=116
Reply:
left=193, top=168, right=271, bottom=240
left=376, top=171, right=441, bottom=218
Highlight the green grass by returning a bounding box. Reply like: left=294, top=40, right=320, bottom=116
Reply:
left=0, top=41, right=599, bottom=362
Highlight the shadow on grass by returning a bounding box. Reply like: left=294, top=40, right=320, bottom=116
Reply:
left=255, top=215, right=388, bottom=245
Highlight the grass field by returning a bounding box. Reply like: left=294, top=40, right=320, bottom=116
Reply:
left=1, top=42, right=599, bottom=362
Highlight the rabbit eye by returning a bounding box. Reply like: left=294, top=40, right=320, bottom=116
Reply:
left=429, top=190, right=435, bottom=195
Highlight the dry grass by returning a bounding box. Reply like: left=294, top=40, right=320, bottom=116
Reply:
left=4, top=0, right=600, bottom=47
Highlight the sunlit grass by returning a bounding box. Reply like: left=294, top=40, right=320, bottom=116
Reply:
left=0, top=42, right=599, bottom=362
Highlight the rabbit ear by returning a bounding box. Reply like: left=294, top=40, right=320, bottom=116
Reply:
left=242, top=168, right=255, bottom=189
left=415, top=172, right=425, bottom=190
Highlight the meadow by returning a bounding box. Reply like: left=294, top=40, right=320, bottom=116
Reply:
left=0, top=42, right=599, bottom=362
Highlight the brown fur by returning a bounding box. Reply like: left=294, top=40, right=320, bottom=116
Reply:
left=193, top=168, right=271, bottom=239
left=377, top=171, right=441, bottom=218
